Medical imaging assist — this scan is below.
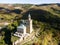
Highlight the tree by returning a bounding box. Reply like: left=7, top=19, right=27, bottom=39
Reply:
left=12, top=21, right=18, bottom=27
left=7, top=24, right=14, bottom=30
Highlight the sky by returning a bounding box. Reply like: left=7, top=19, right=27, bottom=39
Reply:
left=0, top=0, right=60, bottom=4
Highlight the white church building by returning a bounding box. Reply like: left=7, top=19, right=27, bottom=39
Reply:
left=14, top=14, right=33, bottom=38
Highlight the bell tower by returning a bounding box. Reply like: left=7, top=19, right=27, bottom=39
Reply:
left=22, top=14, right=33, bottom=34
left=28, top=14, right=33, bottom=33
left=28, top=14, right=31, bottom=20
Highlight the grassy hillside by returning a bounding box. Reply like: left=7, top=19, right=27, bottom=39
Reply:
left=21, top=3, right=60, bottom=45
left=22, top=3, right=60, bottom=30
left=0, top=3, right=60, bottom=45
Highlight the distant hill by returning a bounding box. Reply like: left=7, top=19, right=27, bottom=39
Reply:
left=35, top=3, right=60, bottom=6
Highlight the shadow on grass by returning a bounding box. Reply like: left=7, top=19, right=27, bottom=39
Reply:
left=1, top=25, right=17, bottom=45
left=1, top=28, right=12, bottom=45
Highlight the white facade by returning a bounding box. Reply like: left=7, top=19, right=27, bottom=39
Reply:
left=29, top=20, right=33, bottom=33
left=17, top=24, right=26, bottom=34
left=28, top=14, right=33, bottom=33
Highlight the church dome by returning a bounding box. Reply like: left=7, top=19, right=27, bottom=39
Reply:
left=17, top=24, right=26, bottom=29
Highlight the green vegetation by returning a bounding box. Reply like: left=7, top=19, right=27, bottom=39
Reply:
left=13, top=4, right=33, bottom=10
left=11, top=36, right=19, bottom=42
left=22, top=4, right=60, bottom=44
left=0, top=20, right=19, bottom=45
left=0, top=36, right=5, bottom=45
left=0, top=4, right=60, bottom=45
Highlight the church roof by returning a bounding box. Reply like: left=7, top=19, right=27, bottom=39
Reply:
left=17, top=24, right=26, bottom=29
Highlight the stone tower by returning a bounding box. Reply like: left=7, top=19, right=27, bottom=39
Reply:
left=28, top=14, right=33, bottom=33
left=24, top=14, right=33, bottom=33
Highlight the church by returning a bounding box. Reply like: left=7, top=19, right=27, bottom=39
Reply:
left=14, top=14, right=33, bottom=38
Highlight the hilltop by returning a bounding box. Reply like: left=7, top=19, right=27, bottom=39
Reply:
left=0, top=3, right=60, bottom=45
left=21, top=3, right=60, bottom=45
